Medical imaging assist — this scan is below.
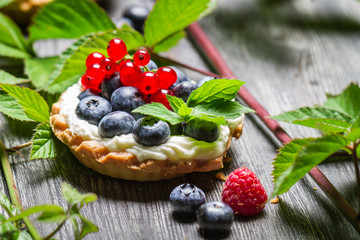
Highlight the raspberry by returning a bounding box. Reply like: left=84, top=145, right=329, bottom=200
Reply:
left=221, top=167, right=267, bottom=216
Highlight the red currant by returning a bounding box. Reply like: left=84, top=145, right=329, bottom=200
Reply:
left=133, top=50, right=150, bottom=66
left=86, top=64, right=105, bottom=84
left=137, top=72, right=160, bottom=95
left=100, top=58, right=117, bottom=76
left=119, top=61, right=141, bottom=86
left=81, top=74, right=101, bottom=91
left=117, top=59, right=130, bottom=72
left=150, top=89, right=174, bottom=110
left=85, top=52, right=105, bottom=67
left=157, top=67, right=177, bottom=89
left=107, top=38, right=127, bottom=61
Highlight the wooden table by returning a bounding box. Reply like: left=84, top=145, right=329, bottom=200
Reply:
left=1, top=0, right=360, bottom=239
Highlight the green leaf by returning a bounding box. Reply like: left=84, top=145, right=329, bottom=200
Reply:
left=47, top=26, right=145, bottom=93
left=61, top=183, right=97, bottom=207
left=0, top=220, right=18, bottom=238
left=0, top=192, right=19, bottom=217
left=132, top=103, right=184, bottom=125
left=0, top=70, right=28, bottom=84
left=166, top=94, right=186, bottom=113
left=0, top=84, right=49, bottom=122
left=17, top=231, right=33, bottom=240
left=347, top=127, right=360, bottom=143
left=0, top=0, right=14, bottom=8
left=24, top=57, right=59, bottom=89
left=144, top=0, right=210, bottom=46
left=270, top=107, right=352, bottom=132
left=152, top=30, right=185, bottom=53
left=271, top=134, right=347, bottom=198
left=30, top=123, right=58, bottom=160
left=188, top=114, right=226, bottom=125
left=187, top=79, right=244, bottom=107
left=29, top=0, right=115, bottom=42
left=37, top=210, right=67, bottom=223
left=178, top=105, right=193, bottom=119
left=0, top=12, right=31, bottom=58
left=69, top=215, right=81, bottom=240
left=0, top=92, right=33, bottom=121
left=324, top=83, right=360, bottom=119
left=79, top=215, right=99, bottom=239
left=6, top=205, right=65, bottom=223
left=193, top=100, right=254, bottom=120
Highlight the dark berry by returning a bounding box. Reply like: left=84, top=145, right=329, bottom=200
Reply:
left=119, top=61, right=142, bottom=86
left=137, top=72, right=159, bottom=95
left=132, top=117, right=170, bottom=146
left=123, top=5, right=149, bottom=33
left=107, top=38, right=127, bottom=61
left=184, top=118, right=219, bottom=142
left=172, top=81, right=197, bottom=102
left=169, top=184, right=206, bottom=216
left=146, top=60, right=158, bottom=71
left=76, top=96, right=112, bottom=125
left=168, top=66, right=190, bottom=89
left=98, top=111, right=135, bottom=138
left=101, top=72, right=123, bottom=100
left=197, top=76, right=216, bottom=88
left=86, top=52, right=105, bottom=67
left=197, top=201, right=234, bottom=236
left=78, top=89, right=101, bottom=100
left=157, top=67, right=177, bottom=89
left=134, top=50, right=150, bottom=66
left=150, top=89, right=173, bottom=110
left=111, top=86, right=146, bottom=119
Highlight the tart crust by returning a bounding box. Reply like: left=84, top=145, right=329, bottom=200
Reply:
left=50, top=101, right=244, bottom=181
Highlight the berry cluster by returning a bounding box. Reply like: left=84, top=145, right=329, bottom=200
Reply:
left=81, top=38, right=177, bottom=110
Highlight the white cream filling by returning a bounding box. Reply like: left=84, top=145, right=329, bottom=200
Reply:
left=59, top=82, right=244, bottom=162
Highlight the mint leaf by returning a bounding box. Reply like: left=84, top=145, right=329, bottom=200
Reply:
left=271, top=134, right=347, bottom=198
left=153, top=30, right=185, bottom=53
left=144, top=0, right=210, bottom=46
left=0, top=13, right=31, bottom=58
left=24, top=57, right=58, bottom=89
left=61, top=183, right=97, bottom=207
left=324, top=83, right=360, bottom=119
left=47, top=26, right=145, bottom=93
left=189, top=114, right=226, bottom=125
left=0, top=92, right=33, bottom=121
left=166, top=94, right=186, bottom=113
left=132, top=102, right=184, bottom=125
left=270, top=107, right=352, bottom=131
left=29, top=0, right=115, bottom=42
left=0, top=83, right=49, bottom=122
left=6, top=205, right=65, bottom=222
left=79, top=215, right=99, bottom=238
left=187, top=79, right=244, bottom=107
left=178, top=105, right=193, bottom=119
left=0, top=70, right=28, bottom=84
left=193, top=100, right=254, bottom=120
left=30, top=123, right=58, bottom=160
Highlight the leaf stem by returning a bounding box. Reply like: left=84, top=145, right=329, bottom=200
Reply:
left=0, top=139, right=41, bottom=240
left=42, top=219, right=67, bottom=240
left=350, top=142, right=360, bottom=217
left=5, top=141, right=32, bottom=153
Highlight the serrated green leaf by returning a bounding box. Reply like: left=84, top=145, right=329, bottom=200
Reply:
left=152, top=31, right=186, bottom=53
left=314, top=121, right=349, bottom=133
left=132, top=102, right=184, bottom=125
left=29, top=0, right=115, bottom=42
left=347, top=127, right=360, bottom=143
left=79, top=215, right=99, bottom=239
left=144, top=0, right=210, bottom=46
left=324, top=83, right=360, bottom=119
left=166, top=94, right=186, bottom=113
left=187, top=79, right=244, bottom=107
left=0, top=84, right=49, bottom=122
left=0, top=70, right=28, bottom=84
left=37, top=209, right=67, bottom=223
left=6, top=205, right=64, bottom=223
left=0, top=0, right=13, bottom=8
left=47, top=26, right=145, bottom=93
left=24, top=57, right=59, bottom=89
left=0, top=12, right=31, bottom=58
left=193, top=100, right=254, bottom=120
left=0, top=192, right=19, bottom=217
left=0, top=92, right=33, bottom=121
left=178, top=105, right=193, bottom=119
left=61, top=183, right=97, bottom=207
left=270, top=107, right=352, bottom=131
left=188, top=114, right=226, bottom=125
left=30, top=123, right=58, bottom=160
left=271, top=134, right=347, bottom=198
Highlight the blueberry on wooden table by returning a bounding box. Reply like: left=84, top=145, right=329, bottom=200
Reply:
left=170, top=183, right=206, bottom=216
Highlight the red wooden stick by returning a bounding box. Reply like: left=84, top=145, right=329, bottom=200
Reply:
left=187, top=22, right=360, bottom=231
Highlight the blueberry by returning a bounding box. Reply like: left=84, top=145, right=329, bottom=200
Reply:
left=147, top=60, right=158, bottom=71
left=98, top=111, right=135, bottom=138
left=197, top=201, right=234, bottom=236
left=123, top=5, right=149, bottom=33
left=111, top=86, right=146, bottom=119
left=169, top=66, right=190, bottom=89
left=132, top=117, right=170, bottom=146
left=101, top=72, right=123, bottom=100
left=76, top=96, right=112, bottom=125
left=197, top=76, right=216, bottom=88
left=172, top=81, right=197, bottom=102
left=184, top=118, right=219, bottom=142
left=170, top=184, right=206, bottom=216
left=78, top=89, right=101, bottom=100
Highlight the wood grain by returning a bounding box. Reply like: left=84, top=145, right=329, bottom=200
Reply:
left=1, top=0, right=360, bottom=239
